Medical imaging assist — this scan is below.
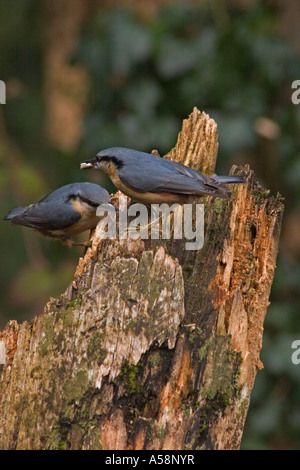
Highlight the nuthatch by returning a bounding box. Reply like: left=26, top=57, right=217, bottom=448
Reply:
left=4, top=182, right=113, bottom=247
left=80, top=147, right=245, bottom=204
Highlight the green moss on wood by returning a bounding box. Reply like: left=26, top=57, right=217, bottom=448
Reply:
left=120, top=362, right=143, bottom=396
left=39, top=314, right=56, bottom=357
left=87, top=330, right=107, bottom=364
left=64, top=369, right=89, bottom=402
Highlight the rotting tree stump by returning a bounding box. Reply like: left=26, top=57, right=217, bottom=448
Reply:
left=0, top=108, right=284, bottom=450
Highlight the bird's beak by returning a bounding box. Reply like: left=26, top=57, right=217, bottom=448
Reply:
left=80, top=160, right=94, bottom=169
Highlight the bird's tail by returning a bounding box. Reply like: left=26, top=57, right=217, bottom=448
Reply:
left=214, top=175, right=245, bottom=184
left=4, top=206, right=27, bottom=221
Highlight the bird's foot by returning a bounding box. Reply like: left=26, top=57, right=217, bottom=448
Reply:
left=61, top=238, right=92, bottom=248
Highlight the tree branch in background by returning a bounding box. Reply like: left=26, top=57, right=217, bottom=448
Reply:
left=43, top=0, right=91, bottom=151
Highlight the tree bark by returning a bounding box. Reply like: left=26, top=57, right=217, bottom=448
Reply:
left=0, top=108, right=283, bottom=450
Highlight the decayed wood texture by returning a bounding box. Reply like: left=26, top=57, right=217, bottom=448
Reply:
left=0, top=108, right=283, bottom=450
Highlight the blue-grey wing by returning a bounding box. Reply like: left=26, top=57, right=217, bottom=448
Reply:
left=10, top=199, right=81, bottom=230
left=6, top=183, right=95, bottom=230
left=29, top=183, right=111, bottom=229
left=118, top=156, right=228, bottom=196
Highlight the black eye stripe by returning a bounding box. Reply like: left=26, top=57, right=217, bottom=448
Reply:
left=96, top=155, right=124, bottom=169
left=68, top=194, right=99, bottom=208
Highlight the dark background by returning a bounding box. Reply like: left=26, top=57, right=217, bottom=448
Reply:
left=1, top=0, right=300, bottom=449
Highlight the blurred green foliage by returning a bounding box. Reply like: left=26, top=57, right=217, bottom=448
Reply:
left=1, top=0, right=300, bottom=449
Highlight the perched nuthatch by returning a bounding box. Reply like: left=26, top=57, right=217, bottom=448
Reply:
left=80, top=147, right=245, bottom=204
left=4, top=182, right=113, bottom=247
